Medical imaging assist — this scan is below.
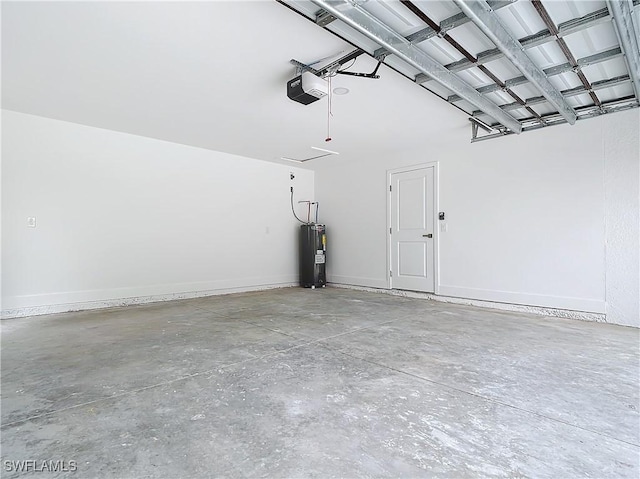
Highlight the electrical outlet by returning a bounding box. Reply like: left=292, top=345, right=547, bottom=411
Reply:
left=27, top=217, right=37, bottom=228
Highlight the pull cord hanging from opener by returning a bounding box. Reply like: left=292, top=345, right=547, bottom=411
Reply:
left=322, top=56, right=374, bottom=142
left=326, top=75, right=332, bottom=142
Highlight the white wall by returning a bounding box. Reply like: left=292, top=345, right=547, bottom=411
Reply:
left=1, top=110, right=314, bottom=317
left=315, top=110, right=640, bottom=326
left=3, top=109, right=637, bottom=326
left=604, top=110, right=640, bottom=327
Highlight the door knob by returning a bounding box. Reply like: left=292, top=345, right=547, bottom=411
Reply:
left=423, top=233, right=433, bottom=238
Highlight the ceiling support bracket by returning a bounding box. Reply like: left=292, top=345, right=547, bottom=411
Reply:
left=315, top=9, right=336, bottom=27
left=469, top=117, right=500, bottom=141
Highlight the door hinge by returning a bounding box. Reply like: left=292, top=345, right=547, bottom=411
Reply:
left=389, top=184, right=392, bottom=192
left=390, top=270, right=392, bottom=277
left=389, top=227, right=392, bottom=234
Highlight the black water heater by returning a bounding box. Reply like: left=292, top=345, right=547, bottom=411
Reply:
left=299, top=224, right=326, bottom=288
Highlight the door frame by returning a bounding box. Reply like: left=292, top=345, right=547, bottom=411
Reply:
left=386, top=162, right=440, bottom=294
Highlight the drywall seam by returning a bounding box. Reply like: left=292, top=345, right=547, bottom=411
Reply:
left=603, top=109, right=640, bottom=327
left=329, top=283, right=607, bottom=322
left=602, top=115, right=608, bottom=323
left=1, top=283, right=297, bottom=319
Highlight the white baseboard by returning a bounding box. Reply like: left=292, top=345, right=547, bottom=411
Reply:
left=327, top=275, right=388, bottom=289
left=1, top=278, right=297, bottom=319
left=329, top=283, right=607, bottom=322
left=2, top=277, right=608, bottom=324
left=437, top=285, right=605, bottom=314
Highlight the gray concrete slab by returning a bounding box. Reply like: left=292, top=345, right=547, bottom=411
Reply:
left=1, top=300, right=307, bottom=425
left=1, top=287, right=638, bottom=478
left=193, top=288, right=426, bottom=339
left=319, top=303, right=640, bottom=446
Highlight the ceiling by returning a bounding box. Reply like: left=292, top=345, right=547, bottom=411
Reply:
left=3, top=1, right=638, bottom=165
left=1, top=1, right=466, bottom=167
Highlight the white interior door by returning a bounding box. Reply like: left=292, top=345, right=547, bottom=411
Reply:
left=390, top=166, right=436, bottom=292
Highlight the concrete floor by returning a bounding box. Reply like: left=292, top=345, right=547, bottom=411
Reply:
left=1, top=287, right=638, bottom=478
